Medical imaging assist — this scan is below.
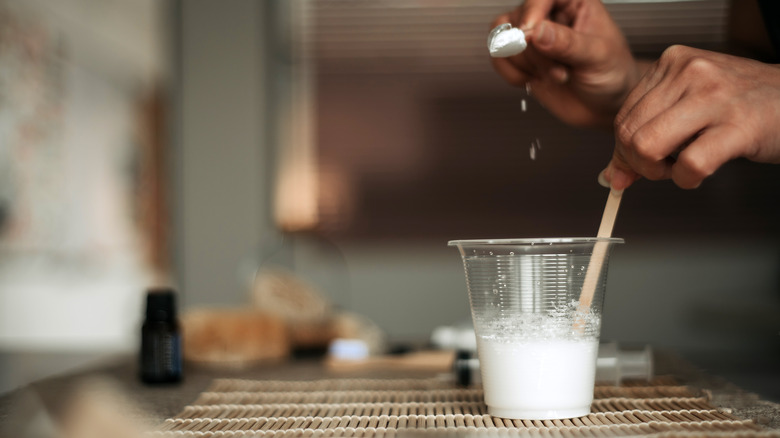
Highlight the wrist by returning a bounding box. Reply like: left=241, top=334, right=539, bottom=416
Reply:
left=629, top=59, right=653, bottom=92
left=596, top=57, right=645, bottom=130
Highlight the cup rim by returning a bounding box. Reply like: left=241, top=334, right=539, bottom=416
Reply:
left=447, top=237, right=624, bottom=246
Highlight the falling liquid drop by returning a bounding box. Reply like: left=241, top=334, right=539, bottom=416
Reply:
left=529, top=137, right=542, bottom=160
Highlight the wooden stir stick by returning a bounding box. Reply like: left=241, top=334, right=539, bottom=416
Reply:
left=573, top=188, right=623, bottom=333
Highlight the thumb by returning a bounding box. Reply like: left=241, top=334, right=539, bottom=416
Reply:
left=529, top=20, right=607, bottom=67
left=601, top=157, right=640, bottom=191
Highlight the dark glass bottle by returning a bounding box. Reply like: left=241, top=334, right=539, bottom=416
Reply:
left=140, top=288, right=183, bottom=384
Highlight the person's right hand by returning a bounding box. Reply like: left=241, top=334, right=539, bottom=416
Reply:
left=491, top=0, right=645, bottom=129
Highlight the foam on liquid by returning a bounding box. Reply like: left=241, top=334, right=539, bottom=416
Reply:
left=478, top=336, right=599, bottom=420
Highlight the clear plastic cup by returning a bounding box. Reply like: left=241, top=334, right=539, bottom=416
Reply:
left=449, top=237, right=623, bottom=420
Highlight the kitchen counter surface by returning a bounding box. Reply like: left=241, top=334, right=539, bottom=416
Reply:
left=0, top=349, right=778, bottom=436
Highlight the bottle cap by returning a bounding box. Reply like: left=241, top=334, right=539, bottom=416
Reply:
left=145, top=288, right=177, bottom=322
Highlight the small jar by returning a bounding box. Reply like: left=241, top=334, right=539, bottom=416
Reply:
left=140, top=288, right=183, bottom=384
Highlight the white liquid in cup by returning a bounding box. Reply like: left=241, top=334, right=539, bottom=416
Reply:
left=477, top=336, right=599, bottom=420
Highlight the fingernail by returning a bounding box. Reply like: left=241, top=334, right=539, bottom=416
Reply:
left=611, top=169, right=632, bottom=191
left=597, top=169, right=610, bottom=188
left=534, top=22, right=553, bottom=47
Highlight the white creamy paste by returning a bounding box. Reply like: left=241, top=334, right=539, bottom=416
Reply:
left=478, top=337, right=598, bottom=420
left=488, top=23, right=527, bottom=58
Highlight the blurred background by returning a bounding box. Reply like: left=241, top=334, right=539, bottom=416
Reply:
left=0, top=0, right=777, bottom=401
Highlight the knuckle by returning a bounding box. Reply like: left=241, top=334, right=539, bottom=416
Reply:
left=614, top=119, right=633, bottom=147
left=613, top=109, right=627, bottom=131
left=632, top=128, right=662, bottom=161
left=682, top=56, right=717, bottom=78
left=660, top=44, right=690, bottom=63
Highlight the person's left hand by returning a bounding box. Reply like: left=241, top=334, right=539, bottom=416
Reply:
left=603, top=45, right=780, bottom=190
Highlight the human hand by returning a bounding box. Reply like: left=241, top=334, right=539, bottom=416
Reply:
left=603, top=45, right=780, bottom=190
left=491, top=0, right=643, bottom=128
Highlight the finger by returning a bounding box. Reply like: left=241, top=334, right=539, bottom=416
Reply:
left=616, top=78, right=739, bottom=182
left=526, top=20, right=611, bottom=67
left=617, top=56, right=675, bottom=122
left=614, top=92, right=687, bottom=180
left=603, top=155, right=642, bottom=191
left=552, top=7, right=572, bottom=26
left=493, top=44, right=562, bottom=85
left=491, top=57, right=531, bottom=87
left=516, top=0, right=556, bottom=29
left=671, top=126, right=748, bottom=189
left=489, top=13, right=511, bottom=29
left=630, top=98, right=712, bottom=163
left=551, top=0, right=584, bottom=26
left=515, top=45, right=567, bottom=82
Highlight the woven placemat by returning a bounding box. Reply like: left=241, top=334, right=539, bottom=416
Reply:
left=149, top=376, right=770, bottom=437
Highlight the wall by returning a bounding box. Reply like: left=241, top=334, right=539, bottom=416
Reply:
left=175, top=0, right=780, bottom=349
left=174, top=0, right=780, bottom=401
left=0, top=0, right=166, bottom=394
left=175, top=0, right=275, bottom=308
left=175, top=0, right=780, bottom=347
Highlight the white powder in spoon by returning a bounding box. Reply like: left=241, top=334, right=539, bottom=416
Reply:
left=488, top=23, right=527, bottom=58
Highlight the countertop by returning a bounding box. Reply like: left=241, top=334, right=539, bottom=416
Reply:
left=0, top=349, right=779, bottom=436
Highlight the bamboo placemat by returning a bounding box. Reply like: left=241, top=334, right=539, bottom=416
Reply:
left=149, top=376, right=772, bottom=437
